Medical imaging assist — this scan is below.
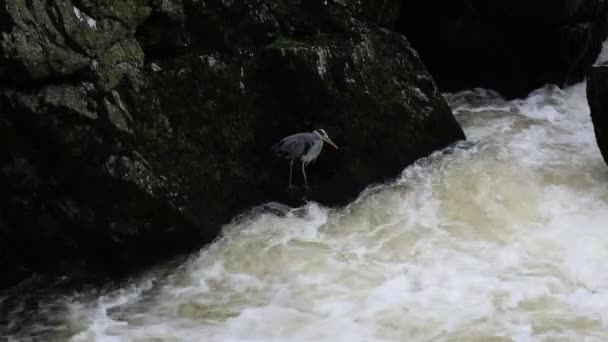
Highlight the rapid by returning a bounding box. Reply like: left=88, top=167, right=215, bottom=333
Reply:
left=3, top=82, right=608, bottom=341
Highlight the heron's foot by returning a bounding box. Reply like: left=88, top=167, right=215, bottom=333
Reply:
left=287, top=185, right=297, bottom=191
left=303, top=185, right=312, bottom=192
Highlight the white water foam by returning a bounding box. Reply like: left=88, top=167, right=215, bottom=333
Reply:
left=4, top=83, right=608, bottom=342
left=595, top=39, right=608, bottom=65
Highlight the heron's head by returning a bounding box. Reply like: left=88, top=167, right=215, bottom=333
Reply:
left=313, top=129, right=338, bottom=149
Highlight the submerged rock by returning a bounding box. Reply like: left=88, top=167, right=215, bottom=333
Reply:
left=587, top=62, right=608, bottom=165
left=0, top=0, right=464, bottom=288
left=397, top=0, right=608, bottom=98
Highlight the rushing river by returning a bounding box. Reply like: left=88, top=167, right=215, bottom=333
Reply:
left=4, top=82, right=608, bottom=341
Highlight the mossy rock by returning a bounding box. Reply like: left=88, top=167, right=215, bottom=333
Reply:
left=0, top=0, right=465, bottom=289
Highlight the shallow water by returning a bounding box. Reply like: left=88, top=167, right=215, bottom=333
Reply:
left=4, top=83, right=608, bottom=341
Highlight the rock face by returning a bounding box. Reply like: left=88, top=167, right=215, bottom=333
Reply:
left=0, top=0, right=465, bottom=288
left=397, top=0, right=608, bottom=98
left=587, top=63, right=608, bottom=165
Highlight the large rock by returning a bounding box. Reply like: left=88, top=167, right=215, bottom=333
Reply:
left=397, top=0, right=608, bottom=98
left=587, top=62, right=608, bottom=165
left=0, top=0, right=465, bottom=288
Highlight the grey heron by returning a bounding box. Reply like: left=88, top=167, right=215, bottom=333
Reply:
left=271, top=129, right=338, bottom=189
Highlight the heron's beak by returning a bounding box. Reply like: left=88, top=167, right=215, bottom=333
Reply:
left=324, top=137, right=338, bottom=149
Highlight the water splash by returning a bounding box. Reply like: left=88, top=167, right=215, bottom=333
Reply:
left=4, top=82, right=608, bottom=341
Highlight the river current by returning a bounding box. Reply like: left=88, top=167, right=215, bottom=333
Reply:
left=3, top=82, right=608, bottom=341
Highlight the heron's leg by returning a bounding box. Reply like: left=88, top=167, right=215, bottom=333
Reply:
left=288, top=159, right=294, bottom=188
left=302, top=161, right=309, bottom=188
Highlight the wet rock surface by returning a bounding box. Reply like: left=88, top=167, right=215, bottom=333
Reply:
left=587, top=62, right=608, bottom=165
left=0, top=0, right=465, bottom=289
left=397, top=0, right=608, bottom=98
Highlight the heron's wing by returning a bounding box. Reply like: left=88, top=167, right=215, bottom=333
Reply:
left=280, top=138, right=307, bottom=158
left=273, top=133, right=313, bottom=159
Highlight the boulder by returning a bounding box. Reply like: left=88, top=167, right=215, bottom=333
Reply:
left=397, top=0, right=608, bottom=98
left=587, top=63, right=608, bottom=165
left=0, top=0, right=465, bottom=288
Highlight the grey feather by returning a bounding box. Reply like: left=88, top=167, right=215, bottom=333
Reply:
left=272, top=133, right=316, bottom=159
left=271, top=129, right=337, bottom=188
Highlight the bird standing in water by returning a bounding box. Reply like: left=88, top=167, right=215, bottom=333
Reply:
left=271, top=129, right=338, bottom=189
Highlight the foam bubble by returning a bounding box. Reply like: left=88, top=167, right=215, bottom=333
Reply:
left=6, top=81, right=608, bottom=341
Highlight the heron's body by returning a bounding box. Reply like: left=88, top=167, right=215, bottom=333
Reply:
left=302, top=139, right=324, bottom=163
left=273, top=133, right=323, bottom=162
left=271, top=129, right=338, bottom=188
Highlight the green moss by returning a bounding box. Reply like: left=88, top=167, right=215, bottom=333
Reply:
left=269, top=35, right=308, bottom=48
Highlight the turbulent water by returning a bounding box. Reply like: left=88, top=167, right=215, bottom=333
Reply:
left=4, top=82, right=608, bottom=341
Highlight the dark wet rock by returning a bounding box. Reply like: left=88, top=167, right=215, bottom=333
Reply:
left=1, top=0, right=149, bottom=85
left=131, top=26, right=464, bottom=232
left=136, top=0, right=189, bottom=52
left=587, top=62, right=608, bottom=165
left=397, top=0, right=608, bottom=98
left=0, top=0, right=464, bottom=289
